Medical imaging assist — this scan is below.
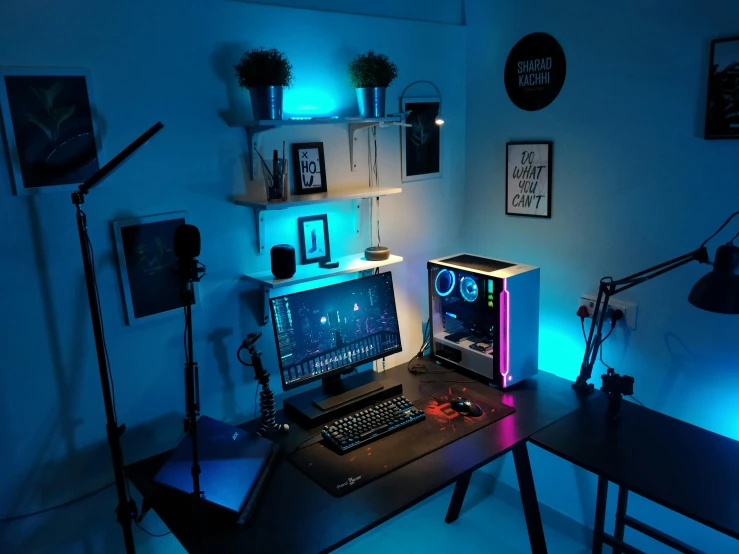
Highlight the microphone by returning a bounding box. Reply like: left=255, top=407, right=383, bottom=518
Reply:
left=174, top=224, right=205, bottom=285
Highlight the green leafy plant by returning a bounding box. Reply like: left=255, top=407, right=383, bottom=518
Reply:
left=235, top=47, right=294, bottom=89
left=347, top=51, right=398, bottom=88
left=26, top=82, right=76, bottom=142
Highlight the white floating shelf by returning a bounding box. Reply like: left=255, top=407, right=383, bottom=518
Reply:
left=235, top=186, right=402, bottom=255
left=244, top=253, right=404, bottom=324
left=228, top=116, right=403, bottom=128
left=245, top=253, right=403, bottom=289
left=229, top=115, right=407, bottom=179
left=233, top=186, right=402, bottom=211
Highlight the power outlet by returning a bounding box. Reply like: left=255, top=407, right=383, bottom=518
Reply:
left=579, top=294, right=638, bottom=330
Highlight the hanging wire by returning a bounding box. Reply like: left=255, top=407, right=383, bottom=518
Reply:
left=701, top=211, right=739, bottom=248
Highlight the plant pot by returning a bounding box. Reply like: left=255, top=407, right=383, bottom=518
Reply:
left=249, top=86, right=284, bottom=120
left=356, top=87, right=387, bottom=118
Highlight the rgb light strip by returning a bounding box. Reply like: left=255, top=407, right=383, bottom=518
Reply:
left=499, top=279, right=511, bottom=388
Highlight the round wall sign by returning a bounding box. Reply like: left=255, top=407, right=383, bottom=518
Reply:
left=504, top=32, right=566, bottom=111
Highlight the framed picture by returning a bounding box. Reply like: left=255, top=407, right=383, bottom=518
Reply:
left=297, top=214, right=330, bottom=265
left=0, top=67, right=102, bottom=194
left=113, top=211, right=199, bottom=326
left=291, top=142, right=327, bottom=195
left=506, top=141, right=552, bottom=218
left=401, top=97, right=441, bottom=182
left=705, top=36, right=739, bottom=139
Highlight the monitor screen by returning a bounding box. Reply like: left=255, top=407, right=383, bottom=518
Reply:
left=269, top=273, right=402, bottom=390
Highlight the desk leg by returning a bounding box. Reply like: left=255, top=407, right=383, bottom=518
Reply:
left=513, top=443, right=548, bottom=554
left=592, top=475, right=609, bottom=554
left=613, top=486, right=629, bottom=554
left=445, top=470, right=472, bottom=523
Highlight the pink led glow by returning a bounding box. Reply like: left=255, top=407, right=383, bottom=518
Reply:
left=499, top=279, right=510, bottom=388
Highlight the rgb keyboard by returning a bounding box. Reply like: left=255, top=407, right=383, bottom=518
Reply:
left=322, top=395, right=425, bottom=452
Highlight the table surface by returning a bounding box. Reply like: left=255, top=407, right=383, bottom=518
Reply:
left=530, top=395, right=739, bottom=540
left=126, top=359, right=592, bottom=554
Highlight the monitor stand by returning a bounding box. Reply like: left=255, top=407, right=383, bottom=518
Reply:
left=283, top=370, right=402, bottom=428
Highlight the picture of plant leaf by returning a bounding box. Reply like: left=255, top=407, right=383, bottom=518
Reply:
left=53, top=105, right=75, bottom=126
left=25, top=113, right=54, bottom=141
left=30, top=86, right=48, bottom=109
left=44, top=82, right=63, bottom=107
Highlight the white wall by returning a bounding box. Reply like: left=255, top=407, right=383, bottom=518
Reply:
left=0, top=1, right=465, bottom=551
left=465, top=0, right=739, bottom=551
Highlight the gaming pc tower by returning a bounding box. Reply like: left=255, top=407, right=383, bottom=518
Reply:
left=428, top=254, right=540, bottom=388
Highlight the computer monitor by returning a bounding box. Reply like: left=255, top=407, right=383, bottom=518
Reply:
left=269, top=272, right=402, bottom=392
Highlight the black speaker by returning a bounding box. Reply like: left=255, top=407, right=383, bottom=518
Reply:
left=271, top=245, right=296, bottom=279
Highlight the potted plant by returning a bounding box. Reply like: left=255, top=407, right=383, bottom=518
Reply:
left=348, top=51, right=398, bottom=118
left=235, top=47, right=293, bottom=120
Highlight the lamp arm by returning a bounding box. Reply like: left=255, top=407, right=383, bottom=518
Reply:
left=573, top=247, right=709, bottom=393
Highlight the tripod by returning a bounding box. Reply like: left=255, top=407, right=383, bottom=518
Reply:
left=174, top=227, right=206, bottom=501
left=237, top=333, right=289, bottom=436
left=69, top=122, right=163, bottom=554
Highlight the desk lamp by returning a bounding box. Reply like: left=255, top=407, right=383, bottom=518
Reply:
left=573, top=211, right=739, bottom=418
left=72, top=122, right=164, bottom=554
left=399, top=80, right=444, bottom=125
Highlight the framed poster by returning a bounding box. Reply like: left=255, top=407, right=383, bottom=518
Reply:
left=401, top=97, right=441, bottom=182
left=291, top=142, right=327, bottom=194
left=113, top=211, right=199, bottom=325
left=0, top=67, right=102, bottom=194
left=297, top=214, right=330, bottom=265
left=506, top=142, right=552, bottom=218
left=705, top=36, right=739, bottom=139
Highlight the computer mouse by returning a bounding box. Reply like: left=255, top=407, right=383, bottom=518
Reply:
left=449, top=398, right=483, bottom=417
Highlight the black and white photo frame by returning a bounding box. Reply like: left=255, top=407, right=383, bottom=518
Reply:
left=0, top=67, right=103, bottom=194
left=113, top=211, right=199, bottom=325
left=505, top=141, right=552, bottom=218
left=401, top=97, right=442, bottom=182
left=297, top=214, right=331, bottom=265
left=291, top=142, right=327, bottom=195
left=705, top=36, right=739, bottom=139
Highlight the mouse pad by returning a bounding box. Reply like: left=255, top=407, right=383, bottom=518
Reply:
left=289, top=380, right=515, bottom=497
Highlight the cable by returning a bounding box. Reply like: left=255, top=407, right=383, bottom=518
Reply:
left=418, top=378, right=477, bottom=403
left=134, top=520, right=171, bottom=538
left=253, top=381, right=259, bottom=422
left=0, top=481, right=115, bottom=523
left=86, top=233, right=132, bottom=501
left=407, top=318, right=432, bottom=373
left=630, top=396, right=645, bottom=407
left=581, top=318, right=587, bottom=342
left=86, top=234, right=118, bottom=423
left=729, top=229, right=739, bottom=244
left=293, top=431, right=324, bottom=452
left=599, top=347, right=614, bottom=370
left=700, top=210, right=739, bottom=248
left=183, top=308, right=189, bottom=366
left=376, top=197, right=381, bottom=246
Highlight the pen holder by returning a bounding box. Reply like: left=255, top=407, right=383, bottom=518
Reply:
left=261, top=158, right=288, bottom=203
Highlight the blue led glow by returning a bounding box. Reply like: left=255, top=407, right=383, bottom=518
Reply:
left=445, top=312, right=457, bottom=319
left=283, top=87, right=337, bottom=117
left=460, top=277, right=479, bottom=302
left=434, top=269, right=456, bottom=297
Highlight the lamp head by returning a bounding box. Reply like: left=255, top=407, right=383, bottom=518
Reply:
left=435, top=114, right=445, bottom=126
left=688, top=244, right=739, bottom=314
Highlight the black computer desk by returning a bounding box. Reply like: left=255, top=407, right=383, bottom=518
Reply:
left=530, top=395, right=739, bottom=554
left=126, top=359, right=594, bottom=554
